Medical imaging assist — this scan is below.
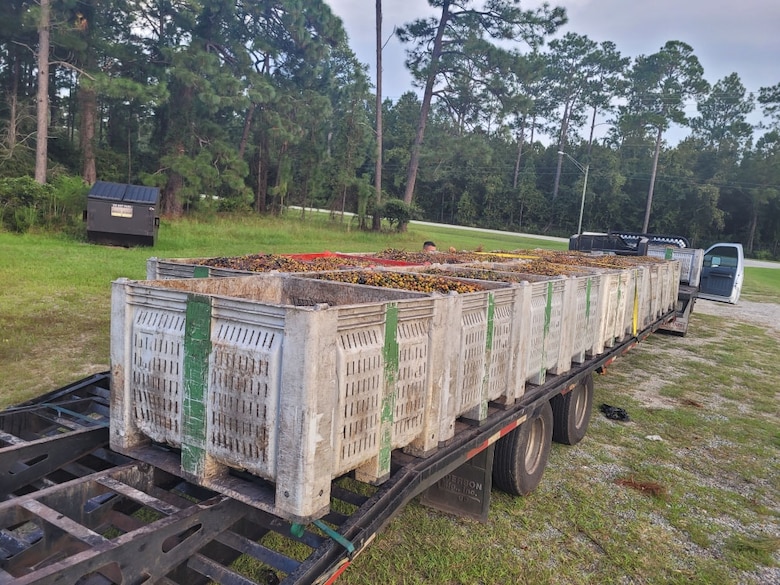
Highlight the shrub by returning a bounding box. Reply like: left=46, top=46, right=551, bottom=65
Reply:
left=380, top=199, right=421, bottom=231
left=0, top=177, right=54, bottom=232
left=0, top=175, right=89, bottom=234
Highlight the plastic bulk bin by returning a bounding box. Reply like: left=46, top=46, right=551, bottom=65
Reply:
left=109, top=274, right=448, bottom=523
left=292, top=270, right=518, bottom=443
left=592, top=271, right=622, bottom=351
left=147, top=257, right=255, bottom=279
left=656, top=261, right=669, bottom=315
left=412, top=264, right=562, bottom=283
left=435, top=287, right=524, bottom=441
left=523, top=278, right=568, bottom=386
left=669, top=261, right=681, bottom=309
left=648, top=246, right=702, bottom=287
left=567, top=273, right=606, bottom=365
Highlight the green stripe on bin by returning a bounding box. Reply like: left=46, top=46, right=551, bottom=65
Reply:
left=485, top=293, right=495, bottom=352
left=544, top=282, right=553, bottom=337
left=193, top=266, right=210, bottom=278
left=378, top=304, right=399, bottom=476
left=182, top=293, right=212, bottom=477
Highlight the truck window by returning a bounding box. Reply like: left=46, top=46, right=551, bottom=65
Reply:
left=703, top=246, right=738, bottom=268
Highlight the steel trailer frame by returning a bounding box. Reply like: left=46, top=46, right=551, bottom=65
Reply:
left=0, top=311, right=674, bottom=585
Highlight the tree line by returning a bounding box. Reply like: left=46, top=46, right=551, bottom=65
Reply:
left=1, top=0, right=779, bottom=257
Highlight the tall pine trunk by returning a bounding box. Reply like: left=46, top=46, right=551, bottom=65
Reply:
left=746, top=205, right=757, bottom=254
left=402, top=0, right=450, bottom=208
left=80, top=85, right=97, bottom=184
left=35, top=0, right=51, bottom=184
left=6, top=53, right=20, bottom=150
left=372, top=0, right=383, bottom=231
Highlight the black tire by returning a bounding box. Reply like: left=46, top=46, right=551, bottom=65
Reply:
left=551, top=374, right=594, bottom=445
left=492, top=400, right=553, bottom=496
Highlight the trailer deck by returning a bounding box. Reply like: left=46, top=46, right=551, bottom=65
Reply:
left=0, top=308, right=674, bottom=585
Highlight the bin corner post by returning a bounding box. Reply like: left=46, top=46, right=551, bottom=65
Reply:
left=551, top=277, right=576, bottom=375
left=276, top=308, right=336, bottom=522
left=463, top=291, right=495, bottom=422
left=594, top=273, right=612, bottom=354
left=438, top=293, right=462, bottom=443
left=408, top=297, right=448, bottom=455
left=513, top=282, right=532, bottom=401
left=528, top=281, right=554, bottom=386
left=109, top=278, right=145, bottom=451
left=146, top=257, right=158, bottom=280
left=577, top=275, right=596, bottom=362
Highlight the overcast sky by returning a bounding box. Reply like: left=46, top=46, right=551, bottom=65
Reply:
left=325, top=0, right=780, bottom=115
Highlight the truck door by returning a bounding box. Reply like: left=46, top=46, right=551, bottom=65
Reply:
left=699, top=243, right=744, bottom=304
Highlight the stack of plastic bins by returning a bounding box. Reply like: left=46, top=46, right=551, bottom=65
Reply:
left=527, top=262, right=625, bottom=354
left=293, top=269, right=516, bottom=444
left=413, top=263, right=606, bottom=389
left=559, top=264, right=628, bottom=348
left=110, top=273, right=450, bottom=524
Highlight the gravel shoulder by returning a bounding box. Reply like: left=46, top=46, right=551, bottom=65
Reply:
left=693, top=298, right=780, bottom=333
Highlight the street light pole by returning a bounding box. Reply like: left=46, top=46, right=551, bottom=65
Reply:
left=558, top=151, right=589, bottom=235
left=576, top=163, right=589, bottom=235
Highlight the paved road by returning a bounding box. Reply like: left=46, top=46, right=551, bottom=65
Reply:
left=744, top=259, right=780, bottom=269
left=410, top=219, right=569, bottom=243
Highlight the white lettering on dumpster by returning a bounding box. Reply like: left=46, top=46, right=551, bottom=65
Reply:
left=111, top=204, right=133, bottom=218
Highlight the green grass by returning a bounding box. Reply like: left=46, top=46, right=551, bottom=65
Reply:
left=743, top=267, right=780, bottom=302
left=2, top=216, right=779, bottom=584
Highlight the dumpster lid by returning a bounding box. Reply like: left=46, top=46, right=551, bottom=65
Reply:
left=88, top=181, right=159, bottom=205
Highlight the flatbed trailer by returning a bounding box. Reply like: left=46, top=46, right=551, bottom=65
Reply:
left=0, top=308, right=677, bottom=585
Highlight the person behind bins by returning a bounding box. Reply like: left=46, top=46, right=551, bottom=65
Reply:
left=423, top=241, right=437, bottom=252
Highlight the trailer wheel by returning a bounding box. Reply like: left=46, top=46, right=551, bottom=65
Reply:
left=492, top=400, right=553, bottom=496
left=551, top=374, right=594, bottom=445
